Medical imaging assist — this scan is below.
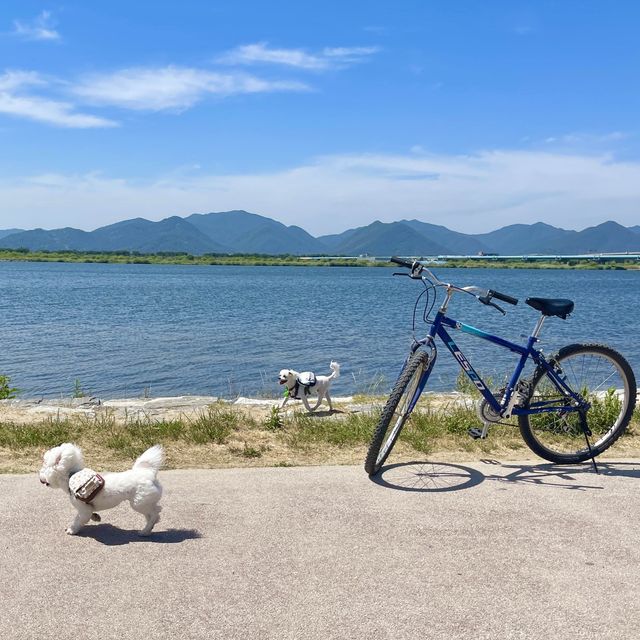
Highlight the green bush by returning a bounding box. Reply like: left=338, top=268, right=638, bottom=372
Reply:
left=0, top=375, right=19, bottom=400
left=263, top=406, right=284, bottom=431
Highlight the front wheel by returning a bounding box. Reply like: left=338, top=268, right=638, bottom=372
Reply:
left=519, top=343, right=637, bottom=464
left=365, top=350, right=431, bottom=476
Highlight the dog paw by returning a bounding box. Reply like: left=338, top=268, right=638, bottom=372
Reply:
left=65, top=527, right=78, bottom=535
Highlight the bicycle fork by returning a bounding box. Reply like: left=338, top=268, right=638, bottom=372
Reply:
left=406, top=338, right=437, bottom=415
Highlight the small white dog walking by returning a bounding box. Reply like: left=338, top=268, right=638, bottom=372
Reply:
left=39, top=443, right=164, bottom=536
left=279, top=361, right=340, bottom=412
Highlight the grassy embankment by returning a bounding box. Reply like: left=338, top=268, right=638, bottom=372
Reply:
left=0, top=248, right=639, bottom=269
left=441, top=258, right=639, bottom=270
left=0, top=248, right=380, bottom=267
left=2, top=394, right=638, bottom=474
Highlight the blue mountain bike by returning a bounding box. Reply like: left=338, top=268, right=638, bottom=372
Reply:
left=364, top=257, right=637, bottom=476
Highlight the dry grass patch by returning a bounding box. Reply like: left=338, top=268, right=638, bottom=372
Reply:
left=1, top=400, right=639, bottom=474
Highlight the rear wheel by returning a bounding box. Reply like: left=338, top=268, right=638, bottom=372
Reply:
left=519, top=344, right=636, bottom=463
left=365, top=351, right=431, bottom=476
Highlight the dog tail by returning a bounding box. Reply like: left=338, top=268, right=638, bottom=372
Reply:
left=329, top=361, right=340, bottom=379
left=133, top=445, right=164, bottom=477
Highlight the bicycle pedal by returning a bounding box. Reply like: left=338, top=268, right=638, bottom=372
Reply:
left=468, top=428, right=487, bottom=440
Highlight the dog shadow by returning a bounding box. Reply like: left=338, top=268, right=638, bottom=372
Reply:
left=78, top=524, right=202, bottom=546
left=304, top=409, right=343, bottom=417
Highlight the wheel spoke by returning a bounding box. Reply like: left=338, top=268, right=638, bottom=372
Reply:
left=520, top=345, right=635, bottom=463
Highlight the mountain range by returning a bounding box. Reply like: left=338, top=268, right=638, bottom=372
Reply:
left=1, top=211, right=639, bottom=256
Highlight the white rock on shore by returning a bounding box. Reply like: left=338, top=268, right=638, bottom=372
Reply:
left=0, top=394, right=364, bottom=424
left=0, top=391, right=473, bottom=425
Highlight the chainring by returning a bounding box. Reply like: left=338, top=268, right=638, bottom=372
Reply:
left=476, top=388, right=505, bottom=424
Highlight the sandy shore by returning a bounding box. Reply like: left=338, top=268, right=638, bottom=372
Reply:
left=0, top=392, right=471, bottom=424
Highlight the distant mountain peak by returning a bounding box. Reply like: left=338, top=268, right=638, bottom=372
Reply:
left=1, top=214, right=638, bottom=256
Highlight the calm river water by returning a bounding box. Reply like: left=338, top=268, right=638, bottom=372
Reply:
left=0, top=262, right=637, bottom=398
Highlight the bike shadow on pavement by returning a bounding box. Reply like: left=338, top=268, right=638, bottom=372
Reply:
left=482, top=459, right=640, bottom=491
left=371, top=460, right=640, bottom=493
left=371, top=461, right=485, bottom=493
left=77, top=524, right=202, bottom=546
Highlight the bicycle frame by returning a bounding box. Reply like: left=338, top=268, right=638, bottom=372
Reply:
left=408, top=308, right=589, bottom=420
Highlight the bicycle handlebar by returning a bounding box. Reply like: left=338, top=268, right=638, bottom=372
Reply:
left=389, top=256, right=519, bottom=310
left=487, top=289, right=518, bottom=306
left=389, top=256, right=415, bottom=268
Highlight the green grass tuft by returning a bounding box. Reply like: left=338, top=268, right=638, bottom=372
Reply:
left=263, top=406, right=284, bottom=431
left=187, top=405, right=240, bottom=444
left=0, top=418, right=77, bottom=449
left=283, top=411, right=378, bottom=449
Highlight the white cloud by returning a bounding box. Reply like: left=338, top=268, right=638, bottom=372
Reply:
left=217, top=42, right=379, bottom=70
left=322, top=46, right=380, bottom=60
left=2, top=149, right=640, bottom=235
left=73, top=66, right=310, bottom=111
left=0, top=42, right=376, bottom=127
left=0, top=64, right=308, bottom=127
left=12, top=10, right=60, bottom=41
left=543, top=131, right=631, bottom=146
left=0, top=70, right=44, bottom=91
left=0, top=70, right=117, bottom=128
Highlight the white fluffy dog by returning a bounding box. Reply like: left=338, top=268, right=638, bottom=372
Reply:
left=279, top=361, right=340, bottom=412
left=39, top=443, right=164, bottom=536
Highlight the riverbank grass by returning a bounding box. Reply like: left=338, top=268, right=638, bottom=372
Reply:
left=1, top=397, right=638, bottom=474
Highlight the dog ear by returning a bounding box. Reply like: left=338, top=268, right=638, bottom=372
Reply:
left=54, top=443, right=75, bottom=469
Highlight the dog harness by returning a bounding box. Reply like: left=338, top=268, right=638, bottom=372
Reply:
left=68, top=468, right=105, bottom=504
left=286, top=372, right=317, bottom=400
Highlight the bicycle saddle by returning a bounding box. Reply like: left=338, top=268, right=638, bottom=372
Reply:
left=525, top=297, right=574, bottom=319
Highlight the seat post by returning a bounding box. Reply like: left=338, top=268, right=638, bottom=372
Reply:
left=531, top=314, right=547, bottom=340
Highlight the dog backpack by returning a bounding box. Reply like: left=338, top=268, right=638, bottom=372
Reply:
left=288, top=371, right=317, bottom=399
left=297, top=372, right=316, bottom=388
left=68, top=468, right=105, bottom=503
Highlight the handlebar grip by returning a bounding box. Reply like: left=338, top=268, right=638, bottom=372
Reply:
left=488, top=289, right=518, bottom=305
left=390, top=256, right=415, bottom=269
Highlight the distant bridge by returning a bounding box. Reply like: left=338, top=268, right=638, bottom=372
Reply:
left=300, top=253, right=640, bottom=262
left=430, top=253, right=640, bottom=262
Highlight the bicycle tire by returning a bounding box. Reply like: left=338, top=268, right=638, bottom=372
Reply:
left=364, top=350, right=431, bottom=476
left=519, top=343, right=636, bottom=463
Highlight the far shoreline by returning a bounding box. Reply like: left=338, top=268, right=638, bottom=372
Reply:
left=0, top=249, right=638, bottom=270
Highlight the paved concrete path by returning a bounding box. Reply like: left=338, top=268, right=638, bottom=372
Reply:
left=2, top=460, right=640, bottom=639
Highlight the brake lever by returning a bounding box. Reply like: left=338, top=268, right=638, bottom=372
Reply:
left=478, top=294, right=506, bottom=315
left=489, top=301, right=506, bottom=315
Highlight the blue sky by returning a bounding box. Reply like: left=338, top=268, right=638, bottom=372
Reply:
left=1, top=1, right=639, bottom=235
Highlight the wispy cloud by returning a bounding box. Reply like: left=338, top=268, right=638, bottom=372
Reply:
left=0, top=40, right=375, bottom=127
left=2, top=148, right=639, bottom=234
left=0, top=70, right=43, bottom=92
left=72, top=65, right=310, bottom=111
left=0, top=71, right=117, bottom=128
left=217, top=42, right=379, bottom=70
left=12, top=10, right=60, bottom=42
left=544, top=131, right=630, bottom=145
left=0, top=64, right=308, bottom=127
